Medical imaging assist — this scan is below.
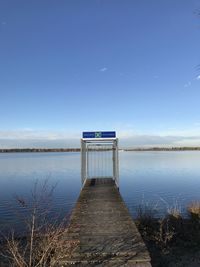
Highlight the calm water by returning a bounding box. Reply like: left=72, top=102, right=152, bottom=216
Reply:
left=0, top=151, right=200, bottom=233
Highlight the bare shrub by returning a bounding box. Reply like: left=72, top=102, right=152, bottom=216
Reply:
left=136, top=202, right=158, bottom=223
left=154, top=217, right=176, bottom=249
left=135, top=203, right=159, bottom=244
left=1, top=179, right=79, bottom=267
left=136, top=202, right=177, bottom=250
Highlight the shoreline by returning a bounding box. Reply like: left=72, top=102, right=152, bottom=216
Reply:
left=135, top=202, right=200, bottom=266
left=1, top=147, right=200, bottom=153
left=1, top=203, right=200, bottom=266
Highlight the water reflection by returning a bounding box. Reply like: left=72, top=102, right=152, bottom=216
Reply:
left=119, top=151, right=200, bottom=215
left=0, top=151, right=200, bottom=232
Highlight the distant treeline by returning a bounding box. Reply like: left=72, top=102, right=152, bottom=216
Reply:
left=0, top=148, right=80, bottom=153
left=1, top=147, right=200, bottom=153
left=123, top=147, right=200, bottom=151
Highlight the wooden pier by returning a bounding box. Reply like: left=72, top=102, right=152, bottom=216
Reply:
left=57, top=178, right=151, bottom=266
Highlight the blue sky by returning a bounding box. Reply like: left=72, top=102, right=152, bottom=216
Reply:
left=0, top=0, right=200, bottom=148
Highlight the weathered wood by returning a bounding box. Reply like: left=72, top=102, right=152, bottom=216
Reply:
left=56, top=178, right=151, bottom=266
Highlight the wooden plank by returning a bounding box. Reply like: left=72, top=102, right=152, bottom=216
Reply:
left=56, top=178, right=151, bottom=266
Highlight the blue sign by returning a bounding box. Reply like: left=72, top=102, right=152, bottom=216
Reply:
left=83, top=131, right=116, bottom=138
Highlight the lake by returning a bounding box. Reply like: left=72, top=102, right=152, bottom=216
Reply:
left=0, top=151, right=200, bottom=233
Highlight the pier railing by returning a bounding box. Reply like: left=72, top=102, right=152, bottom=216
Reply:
left=81, top=134, right=119, bottom=187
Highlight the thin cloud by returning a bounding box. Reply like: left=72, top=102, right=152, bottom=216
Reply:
left=100, top=67, right=108, bottom=72
left=196, top=75, right=200, bottom=80
left=119, top=73, right=129, bottom=78
left=184, top=81, right=191, bottom=87
left=0, top=130, right=79, bottom=140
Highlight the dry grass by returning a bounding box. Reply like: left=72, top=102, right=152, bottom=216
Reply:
left=136, top=206, right=176, bottom=249
left=136, top=204, right=157, bottom=222
left=167, top=202, right=182, bottom=219
left=188, top=201, right=200, bottom=218
left=136, top=201, right=200, bottom=266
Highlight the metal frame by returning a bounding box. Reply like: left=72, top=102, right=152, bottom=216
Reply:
left=81, top=138, right=119, bottom=188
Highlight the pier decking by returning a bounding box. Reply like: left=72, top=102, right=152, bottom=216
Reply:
left=57, top=178, right=151, bottom=266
